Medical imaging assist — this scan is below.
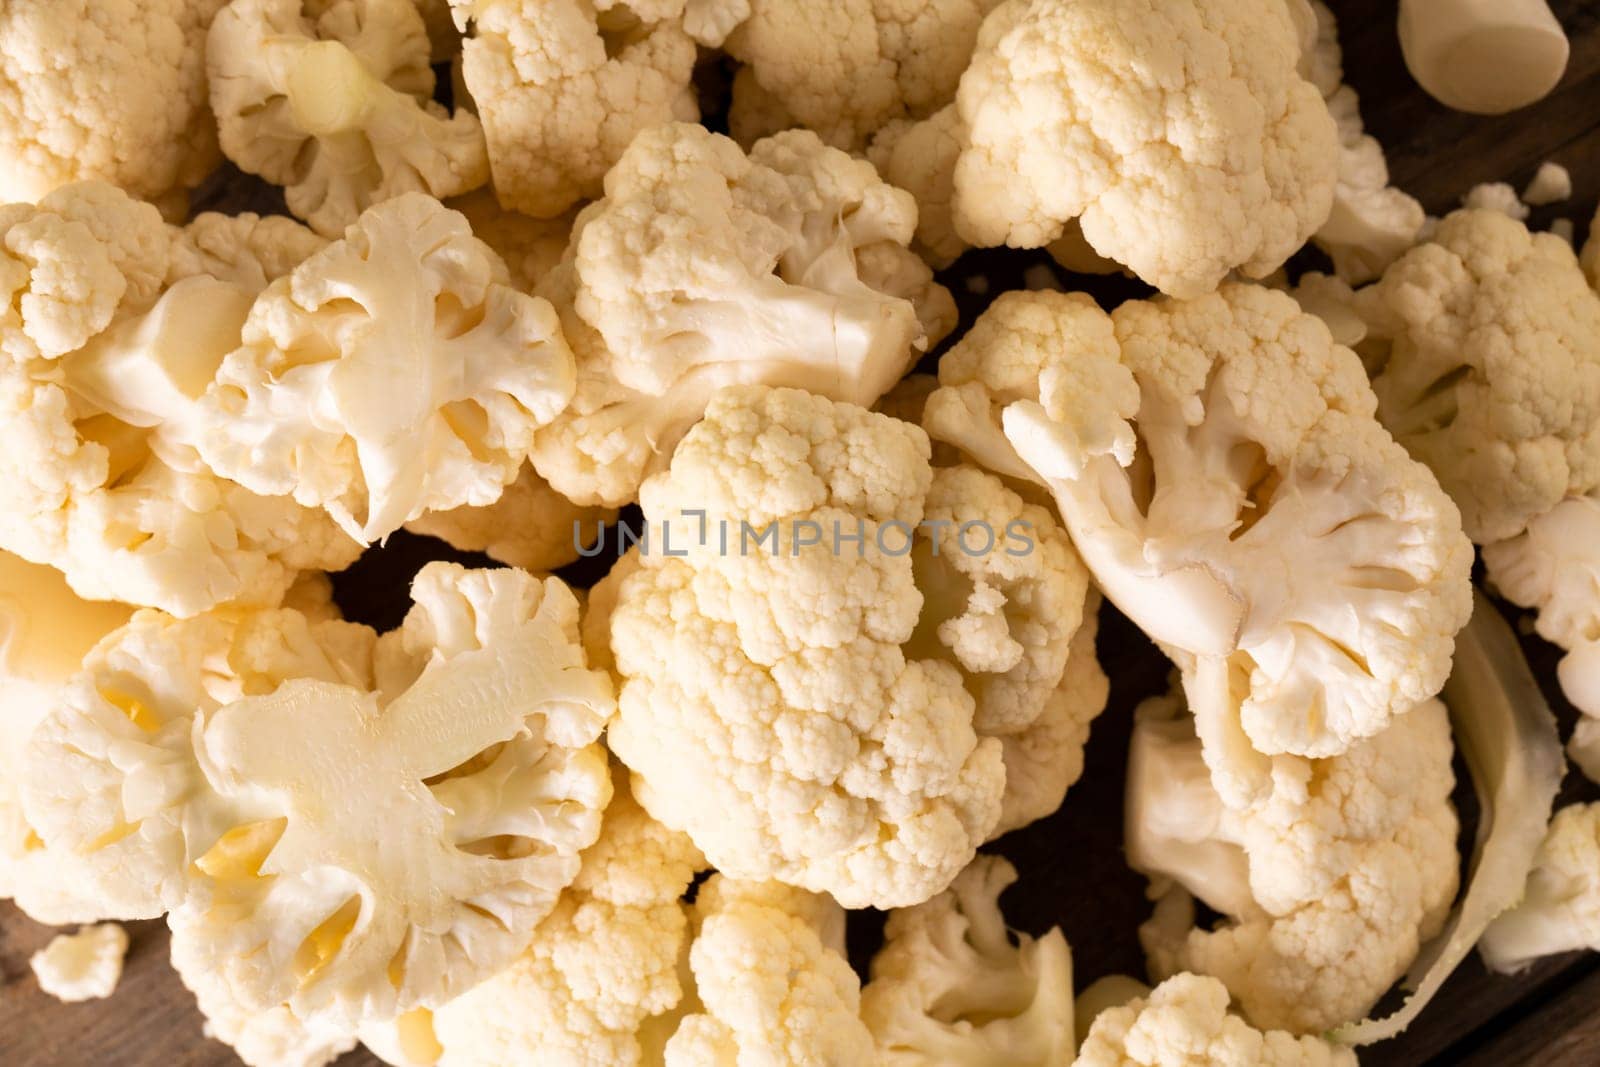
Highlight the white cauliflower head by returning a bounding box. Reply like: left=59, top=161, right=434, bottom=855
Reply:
left=662, top=875, right=876, bottom=1066
left=406, top=464, right=617, bottom=574
left=0, top=184, right=361, bottom=616
left=1361, top=208, right=1600, bottom=544
left=193, top=194, right=576, bottom=545
left=530, top=122, right=955, bottom=508
left=861, top=854, right=1074, bottom=1065
left=451, top=0, right=700, bottom=218
left=1480, top=802, right=1600, bottom=974
left=1076, top=972, right=1357, bottom=1067
left=608, top=386, right=1010, bottom=908
left=208, top=0, right=489, bottom=237
left=0, top=0, right=223, bottom=213
left=951, top=0, right=1338, bottom=298
left=927, top=286, right=1472, bottom=803
left=1128, top=686, right=1458, bottom=1034
left=724, top=0, right=1004, bottom=151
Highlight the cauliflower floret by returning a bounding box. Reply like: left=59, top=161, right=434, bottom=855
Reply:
left=951, top=0, right=1338, bottom=298
left=168, top=212, right=331, bottom=292
left=363, top=770, right=704, bottom=1067
left=0, top=184, right=362, bottom=616
left=0, top=550, right=134, bottom=925
left=407, top=464, right=617, bottom=573
left=1480, top=802, right=1600, bottom=973
left=1482, top=494, right=1600, bottom=775
left=0, top=1, right=223, bottom=213
left=869, top=106, right=967, bottom=270
left=663, top=875, right=876, bottom=1066
left=1460, top=182, right=1531, bottom=222
left=450, top=0, right=700, bottom=218
left=1076, top=972, right=1357, bottom=1067
left=861, top=855, right=1073, bottom=1065
left=608, top=387, right=1008, bottom=908
left=927, top=286, right=1472, bottom=803
left=529, top=122, right=954, bottom=507
left=448, top=189, right=575, bottom=291
left=193, top=194, right=576, bottom=544
left=1360, top=208, right=1600, bottom=545
left=208, top=0, right=489, bottom=237
left=724, top=0, right=1004, bottom=151
left=30, top=924, right=130, bottom=1004
left=1128, top=687, right=1458, bottom=1034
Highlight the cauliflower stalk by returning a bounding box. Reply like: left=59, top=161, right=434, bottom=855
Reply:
left=208, top=0, right=489, bottom=237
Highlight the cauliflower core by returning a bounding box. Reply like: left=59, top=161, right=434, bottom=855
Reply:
left=951, top=0, right=1338, bottom=297
left=530, top=122, right=955, bottom=508
left=194, top=194, right=576, bottom=544
left=928, top=286, right=1472, bottom=802
left=208, top=0, right=489, bottom=237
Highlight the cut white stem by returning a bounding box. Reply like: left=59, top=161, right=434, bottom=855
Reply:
left=1399, top=0, right=1569, bottom=114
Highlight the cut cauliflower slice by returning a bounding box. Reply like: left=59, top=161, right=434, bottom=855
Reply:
left=951, top=0, right=1338, bottom=298
left=530, top=122, right=955, bottom=507
left=0, top=550, right=135, bottom=925
left=861, top=854, right=1073, bottom=1065
left=30, top=924, right=130, bottom=1004
left=1360, top=208, right=1600, bottom=545
left=450, top=0, right=699, bottom=218
left=1482, top=493, right=1600, bottom=775
left=406, top=464, right=616, bottom=573
left=0, top=0, right=223, bottom=213
left=927, top=286, right=1472, bottom=803
left=1480, top=802, right=1600, bottom=974
left=361, top=768, right=704, bottom=1067
left=1128, top=686, right=1458, bottom=1035
left=194, top=194, right=576, bottom=544
left=208, top=0, right=489, bottom=237
left=1076, top=972, right=1357, bottom=1067
left=0, top=184, right=362, bottom=616
left=663, top=875, right=876, bottom=1066
left=724, top=0, right=1004, bottom=151
left=173, top=564, right=615, bottom=1029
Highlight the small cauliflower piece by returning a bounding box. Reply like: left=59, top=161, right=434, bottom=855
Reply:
left=724, top=0, right=1004, bottom=151
left=1128, top=686, right=1458, bottom=1034
left=407, top=464, right=616, bottom=573
left=208, top=0, right=489, bottom=237
left=168, top=212, right=331, bottom=292
left=1523, top=162, right=1573, bottom=206
left=1460, top=181, right=1531, bottom=221
left=1482, top=494, right=1600, bottom=774
left=451, top=0, right=700, bottom=218
left=1361, top=208, right=1600, bottom=544
left=861, top=854, right=1073, bottom=1065
left=530, top=123, right=954, bottom=507
left=0, top=1, right=223, bottom=212
left=0, top=183, right=361, bottom=616
left=30, top=924, right=130, bottom=1004
left=194, top=194, right=576, bottom=544
left=952, top=0, right=1338, bottom=297
left=1076, top=972, right=1357, bottom=1067
left=663, top=875, right=876, bottom=1066
left=448, top=190, right=576, bottom=291
left=1480, top=802, right=1600, bottom=973
left=927, top=286, right=1472, bottom=803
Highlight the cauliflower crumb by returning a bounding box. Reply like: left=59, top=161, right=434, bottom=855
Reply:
left=1523, top=162, right=1573, bottom=206
left=31, top=924, right=129, bottom=1003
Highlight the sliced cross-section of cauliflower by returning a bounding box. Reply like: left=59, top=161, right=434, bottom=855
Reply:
left=450, top=0, right=699, bottom=218
left=0, top=0, right=224, bottom=214
left=173, top=564, right=615, bottom=1029
left=724, top=0, right=1004, bottom=151
left=861, top=854, right=1073, bottom=1064
left=208, top=0, right=489, bottom=237
left=1360, top=208, right=1600, bottom=545
left=406, top=464, right=616, bottom=573
left=952, top=0, right=1338, bottom=298
left=194, top=194, right=576, bottom=544
left=663, top=875, right=876, bottom=1066
left=1128, top=686, right=1458, bottom=1034
left=927, top=286, right=1472, bottom=803
left=0, top=183, right=361, bottom=616
left=1076, top=972, right=1357, bottom=1067
left=529, top=122, right=955, bottom=507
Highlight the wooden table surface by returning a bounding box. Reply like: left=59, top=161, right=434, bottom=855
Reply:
left=5, top=1, right=1600, bottom=1063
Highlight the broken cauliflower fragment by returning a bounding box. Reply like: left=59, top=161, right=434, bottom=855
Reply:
left=194, top=194, right=576, bottom=544
left=208, top=0, right=489, bottom=237
left=30, top=924, right=130, bottom=1004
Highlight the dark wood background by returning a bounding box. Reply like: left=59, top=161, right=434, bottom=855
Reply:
left=4, top=1, right=1600, bottom=1062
